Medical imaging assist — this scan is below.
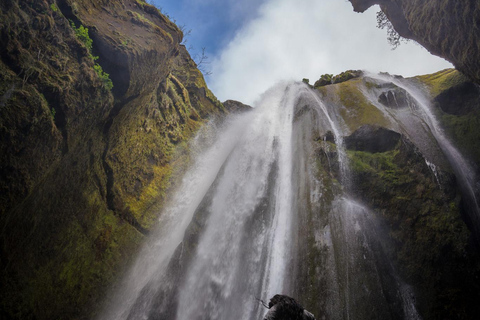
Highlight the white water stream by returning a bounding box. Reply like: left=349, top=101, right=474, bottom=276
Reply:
left=100, top=75, right=478, bottom=320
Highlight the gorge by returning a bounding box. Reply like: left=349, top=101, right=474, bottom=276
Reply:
left=98, top=71, right=480, bottom=320
left=1, top=1, right=480, bottom=320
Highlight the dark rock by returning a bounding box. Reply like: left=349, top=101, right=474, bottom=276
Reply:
left=434, top=82, right=480, bottom=116
left=314, top=74, right=333, bottom=87
left=223, top=99, right=252, bottom=113
left=378, top=87, right=416, bottom=109
left=323, top=130, right=335, bottom=143
left=332, top=70, right=363, bottom=84
left=263, top=295, right=316, bottom=320
left=344, top=125, right=401, bottom=153
left=314, top=71, right=363, bottom=88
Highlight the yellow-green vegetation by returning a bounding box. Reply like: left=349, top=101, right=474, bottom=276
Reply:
left=416, top=68, right=467, bottom=98
left=50, top=3, right=58, bottom=12
left=314, top=73, right=333, bottom=87
left=126, top=10, right=173, bottom=42
left=334, top=79, right=390, bottom=131
left=70, top=21, right=113, bottom=91
left=25, top=193, right=142, bottom=319
left=133, top=0, right=179, bottom=40
left=417, top=68, right=480, bottom=166
left=441, top=111, right=480, bottom=165
left=105, top=56, right=225, bottom=231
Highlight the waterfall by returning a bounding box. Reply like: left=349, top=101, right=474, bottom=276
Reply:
left=365, top=72, right=480, bottom=238
left=100, top=74, right=480, bottom=320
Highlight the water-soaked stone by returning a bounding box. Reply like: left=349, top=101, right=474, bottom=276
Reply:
left=344, top=125, right=401, bottom=153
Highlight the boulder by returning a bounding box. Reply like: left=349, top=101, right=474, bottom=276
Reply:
left=378, top=87, right=416, bottom=109
left=262, top=295, right=316, bottom=320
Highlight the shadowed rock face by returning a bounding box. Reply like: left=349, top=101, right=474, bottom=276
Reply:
left=348, top=0, right=480, bottom=84
left=434, top=82, right=480, bottom=116
left=344, top=125, right=401, bottom=153
left=0, top=0, right=225, bottom=318
left=378, top=86, right=417, bottom=110
left=262, top=295, right=316, bottom=320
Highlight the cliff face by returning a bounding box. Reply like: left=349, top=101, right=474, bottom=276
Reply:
left=348, top=0, right=480, bottom=84
left=304, top=70, right=480, bottom=319
left=0, top=0, right=225, bottom=319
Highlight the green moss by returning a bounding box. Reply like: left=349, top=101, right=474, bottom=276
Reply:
left=70, top=21, right=113, bottom=91
left=416, top=68, right=467, bottom=98
left=314, top=74, right=333, bottom=87
left=440, top=110, right=480, bottom=166
left=127, top=10, right=174, bottom=43
left=93, top=64, right=113, bottom=91
left=416, top=68, right=480, bottom=165
left=335, top=79, right=390, bottom=131
left=332, top=70, right=363, bottom=84
left=70, top=21, right=93, bottom=52
left=347, top=141, right=478, bottom=320
left=107, top=72, right=209, bottom=230
left=0, top=1, right=226, bottom=319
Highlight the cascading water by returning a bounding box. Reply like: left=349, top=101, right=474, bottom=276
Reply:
left=100, top=73, right=478, bottom=320
left=364, top=72, right=480, bottom=238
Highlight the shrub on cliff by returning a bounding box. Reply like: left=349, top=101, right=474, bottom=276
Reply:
left=70, top=21, right=113, bottom=91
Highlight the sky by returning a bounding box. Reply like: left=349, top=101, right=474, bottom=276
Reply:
left=152, top=0, right=452, bottom=105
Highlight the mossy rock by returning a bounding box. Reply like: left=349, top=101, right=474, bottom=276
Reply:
left=346, top=131, right=480, bottom=320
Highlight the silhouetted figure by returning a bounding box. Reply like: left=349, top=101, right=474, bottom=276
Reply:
left=262, top=294, right=316, bottom=320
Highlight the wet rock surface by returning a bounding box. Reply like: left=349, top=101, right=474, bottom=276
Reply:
left=344, top=125, right=401, bottom=153
left=262, top=295, right=316, bottom=320
left=378, top=87, right=416, bottom=109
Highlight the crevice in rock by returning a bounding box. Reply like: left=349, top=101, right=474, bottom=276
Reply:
left=101, top=93, right=148, bottom=235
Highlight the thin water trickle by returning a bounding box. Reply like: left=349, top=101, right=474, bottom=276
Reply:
left=366, top=72, right=480, bottom=237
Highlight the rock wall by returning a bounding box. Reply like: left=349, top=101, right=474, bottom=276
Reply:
left=0, top=0, right=225, bottom=319
left=348, top=0, right=480, bottom=84
left=307, top=70, right=480, bottom=319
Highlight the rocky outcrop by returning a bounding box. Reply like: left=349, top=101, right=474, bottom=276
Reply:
left=223, top=99, right=253, bottom=113
left=417, top=69, right=480, bottom=168
left=377, top=85, right=416, bottom=109
left=0, top=0, right=225, bottom=319
left=313, top=70, right=363, bottom=88
left=347, top=131, right=480, bottom=320
left=262, top=295, right=316, bottom=320
left=348, top=0, right=480, bottom=84
left=344, top=125, right=401, bottom=153
left=312, top=72, right=480, bottom=320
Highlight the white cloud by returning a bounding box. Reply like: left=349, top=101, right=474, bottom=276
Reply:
left=209, top=0, right=452, bottom=105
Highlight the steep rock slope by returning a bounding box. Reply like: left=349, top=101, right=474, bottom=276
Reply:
left=302, top=70, right=480, bottom=319
left=0, top=0, right=225, bottom=319
left=348, top=0, right=480, bottom=84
